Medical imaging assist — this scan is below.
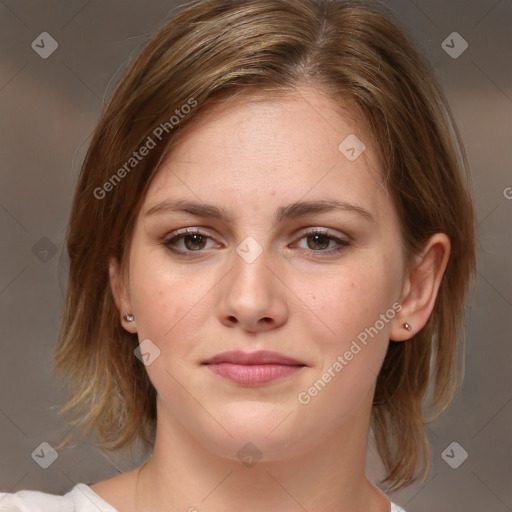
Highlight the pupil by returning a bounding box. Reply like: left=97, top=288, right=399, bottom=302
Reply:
left=309, top=234, right=329, bottom=250
left=185, top=234, right=205, bottom=250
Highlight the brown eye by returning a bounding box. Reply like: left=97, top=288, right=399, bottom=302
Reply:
left=183, top=234, right=207, bottom=251
left=296, top=229, right=350, bottom=256
left=306, top=234, right=331, bottom=251
left=164, top=229, right=217, bottom=254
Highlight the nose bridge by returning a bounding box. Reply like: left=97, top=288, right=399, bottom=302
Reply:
left=216, top=235, right=288, bottom=330
left=229, top=235, right=275, bottom=302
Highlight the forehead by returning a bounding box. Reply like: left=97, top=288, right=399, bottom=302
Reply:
left=142, top=87, right=389, bottom=223
left=166, top=87, right=371, bottom=163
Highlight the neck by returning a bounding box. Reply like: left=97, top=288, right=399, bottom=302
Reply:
left=134, top=392, right=390, bottom=512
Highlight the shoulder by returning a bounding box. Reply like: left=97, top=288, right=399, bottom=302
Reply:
left=0, top=484, right=119, bottom=512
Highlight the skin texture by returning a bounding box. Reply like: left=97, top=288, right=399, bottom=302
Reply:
left=96, top=86, right=450, bottom=512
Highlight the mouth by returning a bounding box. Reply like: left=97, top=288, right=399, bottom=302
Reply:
left=201, top=350, right=307, bottom=386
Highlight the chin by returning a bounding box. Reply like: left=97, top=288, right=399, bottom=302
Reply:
left=198, top=401, right=306, bottom=460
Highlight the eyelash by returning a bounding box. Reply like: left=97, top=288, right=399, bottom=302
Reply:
left=162, top=228, right=350, bottom=257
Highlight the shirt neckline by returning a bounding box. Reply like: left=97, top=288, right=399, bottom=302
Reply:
left=76, top=483, right=403, bottom=512
left=73, top=484, right=121, bottom=512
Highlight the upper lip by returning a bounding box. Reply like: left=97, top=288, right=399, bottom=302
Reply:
left=202, top=350, right=306, bottom=366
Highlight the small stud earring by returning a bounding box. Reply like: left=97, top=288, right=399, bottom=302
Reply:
left=403, top=322, right=412, bottom=332
left=124, top=313, right=135, bottom=322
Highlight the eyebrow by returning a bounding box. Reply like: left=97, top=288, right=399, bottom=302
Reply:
left=144, top=198, right=375, bottom=224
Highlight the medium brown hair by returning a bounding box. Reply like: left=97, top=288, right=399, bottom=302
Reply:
left=54, top=0, right=476, bottom=491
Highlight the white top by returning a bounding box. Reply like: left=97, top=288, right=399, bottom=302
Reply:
left=0, top=484, right=407, bottom=511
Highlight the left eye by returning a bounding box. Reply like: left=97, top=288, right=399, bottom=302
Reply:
left=297, top=231, right=349, bottom=253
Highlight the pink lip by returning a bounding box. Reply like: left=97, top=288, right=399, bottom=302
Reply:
left=203, top=350, right=305, bottom=366
left=202, top=350, right=307, bottom=386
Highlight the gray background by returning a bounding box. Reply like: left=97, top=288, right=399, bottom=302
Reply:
left=0, top=1, right=511, bottom=511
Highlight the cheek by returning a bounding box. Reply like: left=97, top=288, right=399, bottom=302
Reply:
left=308, top=265, right=396, bottom=340
left=128, top=251, right=204, bottom=343
left=301, top=258, right=399, bottom=395
left=297, top=278, right=394, bottom=422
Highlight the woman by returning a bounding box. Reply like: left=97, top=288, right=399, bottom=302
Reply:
left=0, top=0, right=476, bottom=510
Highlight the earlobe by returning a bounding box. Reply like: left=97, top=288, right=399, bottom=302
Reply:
left=390, top=233, right=451, bottom=341
left=109, top=257, right=137, bottom=333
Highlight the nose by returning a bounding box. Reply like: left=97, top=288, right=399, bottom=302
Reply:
left=216, top=241, right=289, bottom=333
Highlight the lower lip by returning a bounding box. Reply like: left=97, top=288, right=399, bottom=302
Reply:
left=205, top=363, right=304, bottom=386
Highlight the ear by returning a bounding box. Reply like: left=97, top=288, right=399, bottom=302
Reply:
left=390, top=233, right=450, bottom=341
left=109, top=256, right=137, bottom=334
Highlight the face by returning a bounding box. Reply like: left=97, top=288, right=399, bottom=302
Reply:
left=112, top=87, right=409, bottom=462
